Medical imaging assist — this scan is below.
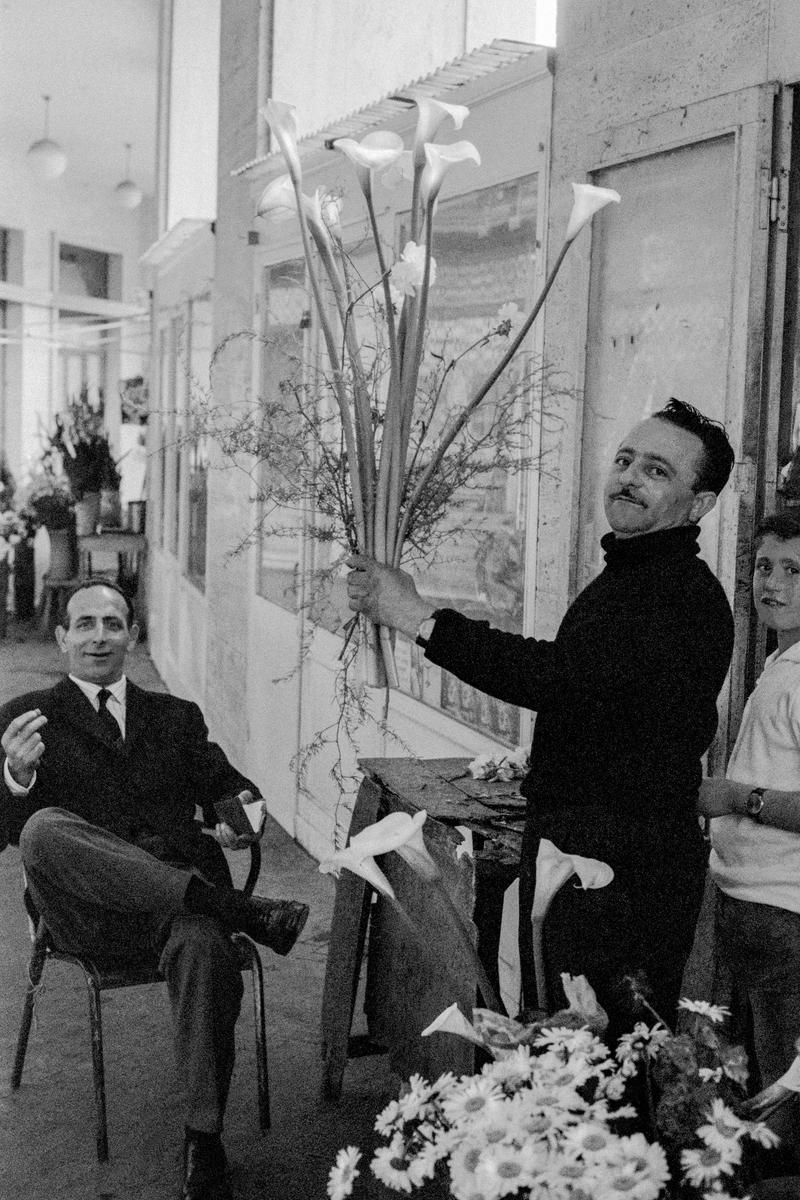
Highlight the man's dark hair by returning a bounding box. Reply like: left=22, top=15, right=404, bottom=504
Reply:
left=754, top=511, right=800, bottom=549
left=60, top=578, right=135, bottom=629
left=652, top=398, right=735, bottom=495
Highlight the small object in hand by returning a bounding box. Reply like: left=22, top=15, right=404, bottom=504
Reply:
left=214, top=792, right=266, bottom=838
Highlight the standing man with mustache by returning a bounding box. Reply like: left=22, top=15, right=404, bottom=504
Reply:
left=347, top=399, right=735, bottom=1032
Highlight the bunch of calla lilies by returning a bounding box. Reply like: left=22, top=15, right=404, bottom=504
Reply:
left=259, top=97, right=619, bottom=686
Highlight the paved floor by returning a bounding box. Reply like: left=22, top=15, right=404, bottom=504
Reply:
left=0, top=620, right=398, bottom=1200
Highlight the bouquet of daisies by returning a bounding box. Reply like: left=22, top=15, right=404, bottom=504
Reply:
left=328, top=982, right=784, bottom=1200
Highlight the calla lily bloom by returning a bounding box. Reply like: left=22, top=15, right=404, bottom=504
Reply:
left=421, top=1002, right=485, bottom=1047
left=318, top=844, right=396, bottom=899
left=255, top=174, right=297, bottom=222
left=333, top=130, right=404, bottom=197
left=564, top=182, right=621, bottom=243
left=531, top=839, right=614, bottom=1010
left=531, top=838, right=614, bottom=922
left=261, top=100, right=302, bottom=185
left=412, top=97, right=469, bottom=167
left=344, top=809, right=440, bottom=881
left=420, top=140, right=481, bottom=207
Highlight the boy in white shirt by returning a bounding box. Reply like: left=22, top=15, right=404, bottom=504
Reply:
left=700, top=512, right=800, bottom=1159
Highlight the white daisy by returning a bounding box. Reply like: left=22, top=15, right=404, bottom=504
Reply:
left=677, top=999, right=731, bottom=1023
left=441, top=1076, right=504, bottom=1126
left=327, top=1146, right=361, bottom=1200
left=595, top=1134, right=671, bottom=1200
left=375, top=1098, right=402, bottom=1135
left=745, top=1120, right=781, bottom=1149
left=681, top=1142, right=740, bottom=1188
left=371, top=1134, right=414, bottom=1193
left=697, top=1098, right=746, bottom=1152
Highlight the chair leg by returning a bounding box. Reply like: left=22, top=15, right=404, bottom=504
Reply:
left=235, top=937, right=270, bottom=1131
left=11, top=933, right=48, bottom=1089
left=84, top=973, right=109, bottom=1162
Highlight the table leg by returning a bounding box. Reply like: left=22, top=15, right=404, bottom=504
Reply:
left=320, top=777, right=383, bottom=1100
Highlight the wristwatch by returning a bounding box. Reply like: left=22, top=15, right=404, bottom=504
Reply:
left=745, top=787, right=766, bottom=822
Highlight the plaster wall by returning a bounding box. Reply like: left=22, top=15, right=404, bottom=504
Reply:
left=271, top=0, right=540, bottom=139
left=537, top=0, right=800, bottom=640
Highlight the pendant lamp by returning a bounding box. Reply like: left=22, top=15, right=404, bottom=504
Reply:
left=115, top=143, right=143, bottom=210
left=27, top=95, right=67, bottom=180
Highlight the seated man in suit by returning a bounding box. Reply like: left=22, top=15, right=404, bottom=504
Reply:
left=0, top=578, right=308, bottom=1200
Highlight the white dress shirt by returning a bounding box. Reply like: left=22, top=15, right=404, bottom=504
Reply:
left=3, top=675, right=127, bottom=796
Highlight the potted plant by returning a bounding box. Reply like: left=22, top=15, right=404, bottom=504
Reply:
left=24, top=471, right=77, bottom=579
left=48, top=387, right=119, bottom=533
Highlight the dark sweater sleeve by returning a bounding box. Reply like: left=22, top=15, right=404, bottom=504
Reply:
left=424, top=584, right=733, bottom=720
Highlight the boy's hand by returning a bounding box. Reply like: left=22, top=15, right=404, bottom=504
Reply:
left=214, top=822, right=258, bottom=850
left=698, top=778, right=749, bottom=817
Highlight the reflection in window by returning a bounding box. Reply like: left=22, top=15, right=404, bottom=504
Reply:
left=256, top=259, right=306, bottom=609
left=186, top=296, right=211, bottom=587
left=397, top=175, right=539, bottom=744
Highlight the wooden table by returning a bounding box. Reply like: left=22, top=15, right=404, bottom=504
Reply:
left=320, top=757, right=525, bottom=1098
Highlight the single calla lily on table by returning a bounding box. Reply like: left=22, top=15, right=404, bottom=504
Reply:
left=318, top=843, right=396, bottom=899
left=564, top=182, right=621, bottom=242
left=318, top=809, right=439, bottom=895
left=419, top=139, right=481, bottom=207
left=261, top=100, right=303, bottom=186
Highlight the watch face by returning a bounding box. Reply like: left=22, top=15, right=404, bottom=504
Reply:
left=746, top=790, right=764, bottom=817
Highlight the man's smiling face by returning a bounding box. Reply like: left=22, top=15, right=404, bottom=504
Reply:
left=56, top=585, right=139, bottom=685
left=603, top=417, right=716, bottom=538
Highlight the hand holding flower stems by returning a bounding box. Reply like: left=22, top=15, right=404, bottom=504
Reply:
left=259, top=99, right=619, bottom=689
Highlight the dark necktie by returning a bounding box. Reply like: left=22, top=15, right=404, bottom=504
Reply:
left=97, top=688, right=122, bottom=742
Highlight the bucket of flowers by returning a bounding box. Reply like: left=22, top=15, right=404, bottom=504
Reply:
left=321, top=812, right=796, bottom=1200
left=328, top=983, right=792, bottom=1200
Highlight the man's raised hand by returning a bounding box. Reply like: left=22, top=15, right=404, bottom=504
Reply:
left=1, top=710, right=48, bottom=789
left=345, top=555, right=433, bottom=639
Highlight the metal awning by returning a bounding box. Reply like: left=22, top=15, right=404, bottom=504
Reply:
left=232, top=38, right=549, bottom=178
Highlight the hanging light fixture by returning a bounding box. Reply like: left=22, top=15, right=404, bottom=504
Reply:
left=115, top=142, right=143, bottom=210
left=27, top=94, right=67, bottom=180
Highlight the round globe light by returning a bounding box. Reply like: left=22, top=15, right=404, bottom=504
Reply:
left=27, top=136, right=67, bottom=180
left=115, top=178, right=143, bottom=210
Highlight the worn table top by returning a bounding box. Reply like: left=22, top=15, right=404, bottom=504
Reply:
left=359, top=756, right=526, bottom=863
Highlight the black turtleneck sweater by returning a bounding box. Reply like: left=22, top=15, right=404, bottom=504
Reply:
left=425, top=525, right=734, bottom=825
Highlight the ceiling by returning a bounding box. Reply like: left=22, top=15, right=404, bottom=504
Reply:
left=0, top=0, right=159, bottom=196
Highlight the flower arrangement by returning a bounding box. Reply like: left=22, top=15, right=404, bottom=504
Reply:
left=48, top=387, right=120, bottom=500
left=0, top=507, right=26, bottom=563
left=21, top=467, right=74, bottom=530
left=328, top=987, right=786, bottom=1200
left=256, top=97, right=620, bottom=687
left=467, top=747, right=530, bottom=782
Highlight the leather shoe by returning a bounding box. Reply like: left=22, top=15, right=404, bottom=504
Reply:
left=240, top=897, right=309, bottom=955
left=182, top=1132, right=231, bottom=1200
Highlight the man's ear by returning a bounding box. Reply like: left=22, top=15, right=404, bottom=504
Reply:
left=689, top=490, right=717, bottom=523
left=55, top=625, right=68, bottom=653
left=127, top=622, right=140, bottom=651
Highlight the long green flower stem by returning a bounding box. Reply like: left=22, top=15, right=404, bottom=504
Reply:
left=394, top=238, right=571, bottom=566
left=290, top=191, right=367, bottom=554
left=385, top=892, right=500, bottom=1013
left=430, top=877, right=502, bottom=1012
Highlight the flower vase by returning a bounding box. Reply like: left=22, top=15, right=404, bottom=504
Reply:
left=46, top=525, right=78, bottom=580
left=74, top=492, right=101, bottom=536
left=99, top=488, right=121, bottom=528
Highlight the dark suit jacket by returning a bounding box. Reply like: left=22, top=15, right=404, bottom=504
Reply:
left=0, top=677, right=257, bottom=883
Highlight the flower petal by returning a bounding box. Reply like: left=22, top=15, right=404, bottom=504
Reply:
left=348, top=809, right=427, bottom=856
left=255, top=173, right=297, bottom=221
left=420, top=140, right=481, bottom=206
left=261, top=100, right=302, bottom=185
left=412, top=97, right=470, bottom=165
left=319, top=847, right=396, bottom=899
left=564, top=182, right=621, bottom=242
left=421, top=1002, right=485, bottom=1046
left=333, top=130, right=404, bottom=194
